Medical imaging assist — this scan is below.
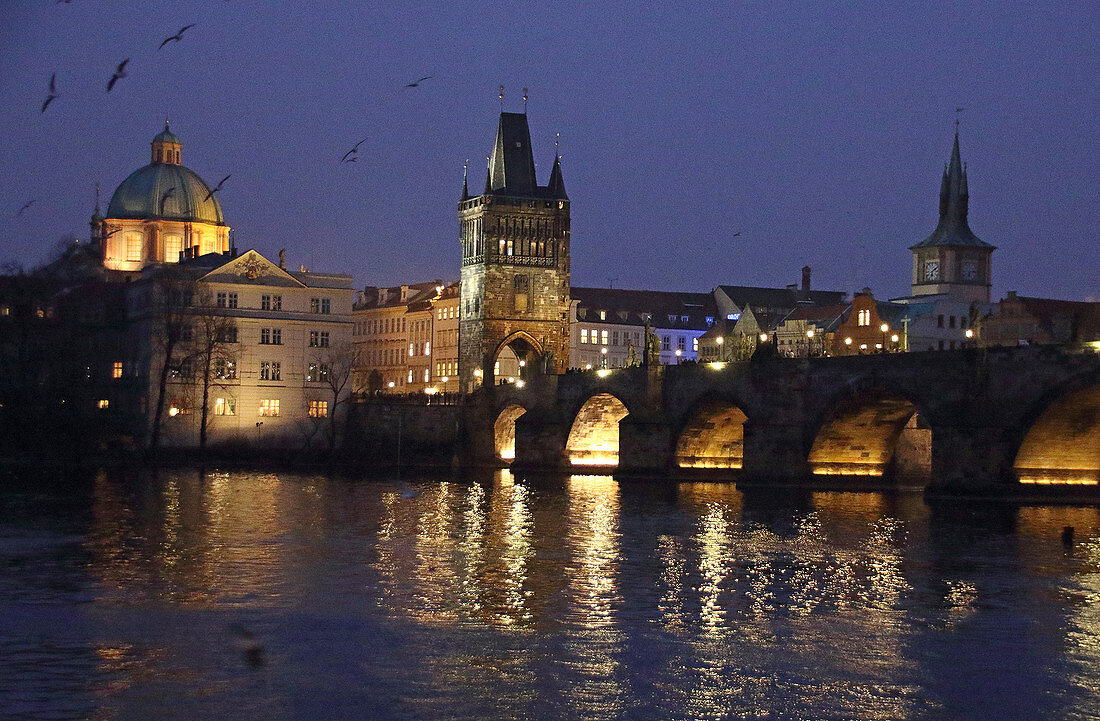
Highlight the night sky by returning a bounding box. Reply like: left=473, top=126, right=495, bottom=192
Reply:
left=1, top=1, right=1097, bottom=302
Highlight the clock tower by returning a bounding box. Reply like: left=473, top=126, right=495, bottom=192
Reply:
left=909, top=130, right=995, bottom=303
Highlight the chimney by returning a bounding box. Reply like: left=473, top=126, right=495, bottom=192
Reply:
left=802, top=266, right=811, bottom=292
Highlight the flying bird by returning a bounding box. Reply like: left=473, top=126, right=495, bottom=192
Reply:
left=731, top=232, right=741, bottom=238
left=106, top=58, right=129, bottom=92
left=341, top=137, right=367, bottom=162
left=41, top=73, right=59, bottom=113
left=159, top=24, right=196, bottom=49
left=159, top=187, right=175, bottom=214
left=16, top=200, right=36, bottom=216
left=203, top=174, right=230, bottom=202
left=405, top=75, right=432, bottom=88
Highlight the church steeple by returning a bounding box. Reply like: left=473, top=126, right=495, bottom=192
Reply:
left=460, top=162, right=470, bottom=201
left=911, top=130, right=992, bottom=251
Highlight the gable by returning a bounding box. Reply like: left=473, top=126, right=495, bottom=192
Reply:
left=198, top=250, right=306, bottom=288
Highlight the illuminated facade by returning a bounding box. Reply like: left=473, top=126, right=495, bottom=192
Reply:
left=352, top=282, right=461, bottom=395
left=93, top=123, right=231, bottom=274
left=128, top=250, right=353, bottom=448
left=458, top=110, right=571, bottom=392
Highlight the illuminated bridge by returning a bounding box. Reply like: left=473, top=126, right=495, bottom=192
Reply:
left=467, top=344, right=1100, bottom=494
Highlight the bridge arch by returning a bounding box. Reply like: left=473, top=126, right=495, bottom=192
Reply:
left=493, top=404, right=528, bottom=462
left=1013, top=375, right=1100, bottom=485
left=565, top=393, right=630, bottom=467
left=675, top=399, right=749, bottom=469
left=491, top=331, right=542, bottom=384
left=807, top=383, right=933, bottom=483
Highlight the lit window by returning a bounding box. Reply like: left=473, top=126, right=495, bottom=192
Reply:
left=308, top=400, right=328, bottom=418
left=260, top=361, right=280, bottom=381
left=259, top=399, right=280, bottom=417
left=408, top=369, right=413, bottom=383
left=581, top=329, right=588, bottom=344
left=599, top=310, right=606, bottom=320
left=693, top=337, right=699, bottom=352
left=97, top=399, right=109, bottom=409
left=601, top=330, right=609, bottom=345
left=424, top=341, right=429, bottom=354
left=424, top=368, right=429, bottom=383
left=214, top=397, right=236, bottom=416
left=126, top=233, right=142, bottom=262
left=408, top=343, right=414, bottom=357
left=215, top=359, right=237, bottom=379
left=164, top=235, right=182, bottom=263
left=858, top=309, right=871, bottom=326
left=112, top=361, right=123, bottom=379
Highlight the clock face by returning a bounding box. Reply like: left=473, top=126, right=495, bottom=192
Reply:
left=924, top=261, right=940, bottom=281
left=961, top=260, right=977, bottom=281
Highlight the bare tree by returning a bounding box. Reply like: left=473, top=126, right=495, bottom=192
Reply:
left=184, top=290, right=238, bottom=451
left=147, top=268, right=196, bottom=451
left=309, top=341, right=361, bottom=451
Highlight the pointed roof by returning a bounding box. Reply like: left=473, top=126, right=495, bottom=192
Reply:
left=911, top=131, right=995, bottom=250
left=489, top=112, right=538, bottom=195
left=547, top=154, right=567, bottom=199
left=460, top=164, right=470, bottom=201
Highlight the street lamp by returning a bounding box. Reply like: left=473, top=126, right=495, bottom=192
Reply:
left=880, top=323, right=890, bottom=352
left=716, top=335, right=724, bottom=361
left=805, top=329, right=815, bottom=357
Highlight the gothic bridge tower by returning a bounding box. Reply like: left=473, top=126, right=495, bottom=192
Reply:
left=458, top=110, right=570, bottom=392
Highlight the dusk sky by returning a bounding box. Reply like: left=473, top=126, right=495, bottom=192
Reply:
left=1, top=1, right=1097, bottom=301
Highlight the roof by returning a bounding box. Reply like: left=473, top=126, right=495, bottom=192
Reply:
left=996, top=295, right=1100, bottom=337
left=153, top=123, right=181, bottom=145
left=572, top=286, right=715, bottom=330
left=910, top=132, right=995, bottom=250
left=474, top=112, right=566, bottom=200
left=107, top=162, right=226, bottom=225
left=716, top=284, right=846, bottom=310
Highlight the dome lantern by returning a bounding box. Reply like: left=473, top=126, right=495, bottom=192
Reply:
left=152, top=120, right=182, bottom=165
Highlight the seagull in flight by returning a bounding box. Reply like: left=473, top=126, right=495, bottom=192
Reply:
left=41, top=73, right=59, bottom=113
left=107, top=58, right=129, bottom=92
left=160, top=187, right=175, bottom=214
left=16, top=200, right=36, bottom=216
left=405, top=75, right=432, bottom=88
left=731, top=232, right=741, bottom=238
left=341, top=137, right=367, bottom=162
left=159, top=24, right=196, bottom=49
left=203, top=174, right=230, bottom=202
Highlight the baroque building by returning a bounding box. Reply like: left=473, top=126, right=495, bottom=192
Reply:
left=92, top=122, right=231, bottom=273
left=457, top=111, right=570, bottom=392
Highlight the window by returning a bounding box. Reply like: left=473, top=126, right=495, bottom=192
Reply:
left=310, top=298, right=331, bottom=314
left=513, top=274, right=529, bottom=312
left=693, top=337, right=699, bottom=352
left=112, top=361, right=123, bottom=379
left=260, top=361, right=280, bottom=381
left=408, top=369, right=414, bottom=383
left=227, top=293, right=238, bottom=309
left=217, top=326, right=238, bottom=343
left=261, top=294, right=272, bottom=310
left=214, top=397, right=236, bottom=416
left=599, top=310, right=606, bottom=320
left=424, top=341, right=429, bottom=355
left=612, top=331, right=620, bottom=346
left=259, top=399, right=280, bottom=417
left=217, top=292, right=227, bottom=307
left=949, top=316, right=956, bottom=329
left=164, top=235, right=182, bottom=263
left=858, top=309, right=871, bottom=326
left=308, top=400, right=328, bottom=418
left=581, top=328, right=588, bottom=344
left=408, top=343, right=414, bottom=357
left=309, top=331, right=330, bottom=348
left=97, top=399, right=109, bottom=409
left=215, top=359, right=236, bottom=380
left=677, top=336, right=686, bottom=351
left=662, top=335, right=671, bottom=351
left=180, top=325, right=193, bottom=342
left=125, top=233, right=142, bottom=262
left=423, top=368, right=429, bottom=383
left=260, top=328, right=282, bottom=345
left=601, top=330, right=609, bottom=345
left=307, top=363, right=330, bottom=383
left=937, top=315, right=945, bottom=328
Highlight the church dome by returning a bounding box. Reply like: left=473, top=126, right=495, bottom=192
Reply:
left=106, top=163, right=226, bottom=224
left=105, top=123, right=226, bottom=225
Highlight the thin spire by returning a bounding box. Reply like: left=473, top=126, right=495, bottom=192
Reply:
left=499, top=85, right=504, bottom=111
left=484, top=155, right=492, bottom=195
left=523, top=87, right=528, bottom=113
left=460, top=159, right=470, bottom=201
left=548, top=153, right=567, bottom=199
left=94, top=182, right=100, bottom=214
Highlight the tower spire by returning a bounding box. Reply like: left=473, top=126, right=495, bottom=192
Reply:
left=460, top=160, right=470, bottom=201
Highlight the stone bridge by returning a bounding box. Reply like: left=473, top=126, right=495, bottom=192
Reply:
left=462, top=344, right=1100, bottom=494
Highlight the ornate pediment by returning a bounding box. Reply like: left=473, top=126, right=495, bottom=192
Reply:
left=200, top=250, right=306, bottom=287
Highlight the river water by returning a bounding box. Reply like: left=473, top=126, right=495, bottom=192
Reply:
left=1, top=468, right=1099, bottom=720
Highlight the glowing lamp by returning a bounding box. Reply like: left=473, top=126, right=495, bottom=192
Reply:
left=880, top=323, right=889, bottom=333
left=845, top=337, right=853, bottom=345
left=596, top=369, right=611, bottom=378
left=716, top=336, right=724, bottom=345
left=965, top=329, right=974, bottom=339
left=515, top=380, right=525, bottom=388
left=473, top=369, right=483, bottom=377
left=891, top=334, right=899, bottom=343
left=600, top=347, right=608, bottom=354
left=387, top=381, right=395, bottom=388
left=759, top=333, right=768, bottom=342
left=806, top=330, right=815, bottom=338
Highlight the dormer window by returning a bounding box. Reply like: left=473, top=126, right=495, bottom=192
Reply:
left=599, top=310, right=606, bottom=320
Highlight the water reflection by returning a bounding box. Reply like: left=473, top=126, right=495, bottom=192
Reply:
left=3, top=471, right=1100, bottom=720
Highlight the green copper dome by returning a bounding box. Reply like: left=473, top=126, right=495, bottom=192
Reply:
left=153, top=126, right=181, bottom=145
left=106, top=163, right=226, bottom=225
